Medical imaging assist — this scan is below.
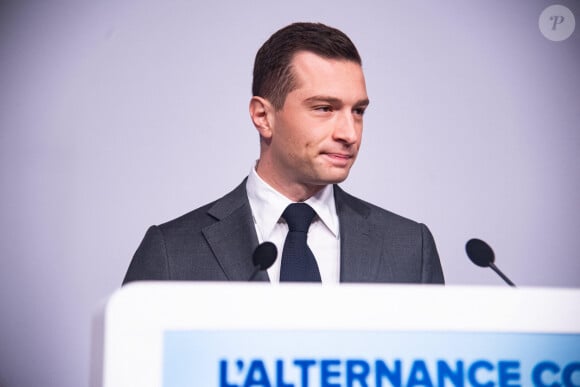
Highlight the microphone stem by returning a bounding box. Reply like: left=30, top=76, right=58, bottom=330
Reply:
left=488, top=262, right=516, bottom=287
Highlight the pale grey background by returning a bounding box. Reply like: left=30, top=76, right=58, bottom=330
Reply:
left=0, top=1, right=578, bottom=386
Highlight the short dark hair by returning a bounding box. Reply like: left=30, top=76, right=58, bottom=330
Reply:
left=252, top=22, right=362, bottom=110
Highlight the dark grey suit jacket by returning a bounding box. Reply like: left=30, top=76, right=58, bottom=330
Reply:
left=123, top=181, right=444, bottom=284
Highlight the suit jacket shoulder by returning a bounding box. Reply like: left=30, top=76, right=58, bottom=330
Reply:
left=123, top=180, right=262, bottom=284
left=334, top=185, right=444, bottom=284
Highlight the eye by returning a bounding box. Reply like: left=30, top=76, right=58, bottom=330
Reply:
left=353, top=107, right=366, bottom=116
left=314, top=105, right=333, bottom=112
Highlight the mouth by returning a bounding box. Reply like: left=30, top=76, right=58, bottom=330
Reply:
left=328, top=153, right=351, bottom=159
left=322, top=152, right=354, bottom=166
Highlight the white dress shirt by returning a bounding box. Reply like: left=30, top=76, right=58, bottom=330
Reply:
left=246, top=165, right=341, bottom=283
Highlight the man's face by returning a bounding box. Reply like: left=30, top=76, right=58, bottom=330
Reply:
left=260, top=51, right=369, bottom=200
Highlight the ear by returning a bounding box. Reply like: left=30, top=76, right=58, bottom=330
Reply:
left=249, top=96, right=274, bottom=139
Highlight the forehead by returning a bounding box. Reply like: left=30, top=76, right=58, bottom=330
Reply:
left=289, top=51, right=367, bottom=99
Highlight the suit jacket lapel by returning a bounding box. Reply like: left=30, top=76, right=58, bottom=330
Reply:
left=202, top=181, right=268, bottom=281
left=200, top=182, right=386, bottom=282
left=335, top=185, right=392, bottom=282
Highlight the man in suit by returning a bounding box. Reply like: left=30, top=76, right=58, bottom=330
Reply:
left=123, top=22, right=444, bottom=285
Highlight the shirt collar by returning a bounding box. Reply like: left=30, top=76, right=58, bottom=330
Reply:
left=246, top=163, right=339, bottom=240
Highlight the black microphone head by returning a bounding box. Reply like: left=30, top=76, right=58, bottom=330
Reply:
left=466, top=238, right=495, bottom=267
left=252, top=242, right=277, bottom=270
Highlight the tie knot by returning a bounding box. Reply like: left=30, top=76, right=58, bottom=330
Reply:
left=282, top=203, right=316, bottom=232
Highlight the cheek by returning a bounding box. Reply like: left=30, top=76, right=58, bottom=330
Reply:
left=277, top=118, right=324, bottom=155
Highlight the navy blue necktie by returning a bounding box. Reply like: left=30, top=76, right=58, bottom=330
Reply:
left=279, top=203, right=322, bottom=282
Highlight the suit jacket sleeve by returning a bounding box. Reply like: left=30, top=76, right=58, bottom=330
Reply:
left=123, top=225, right=170, bottom=284
left=419, top=223, right=444, bottom=284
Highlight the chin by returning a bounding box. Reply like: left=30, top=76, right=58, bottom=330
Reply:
left=320, top=172, right=350, bottom=185
left=308, top=164, right=353, bottom=185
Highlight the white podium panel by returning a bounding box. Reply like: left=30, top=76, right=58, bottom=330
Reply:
left=93, top=283, right=580, bottom=387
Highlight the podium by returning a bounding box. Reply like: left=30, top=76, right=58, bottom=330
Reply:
left=92, top=283, right=580, bottom=387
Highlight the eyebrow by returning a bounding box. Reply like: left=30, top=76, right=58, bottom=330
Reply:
left=304, top=95, right=370, bottom=107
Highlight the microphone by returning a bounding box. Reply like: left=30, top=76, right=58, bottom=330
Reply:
left=248, top=242, right=278, bottom=281
left=465, top=238, right=516, bottom=287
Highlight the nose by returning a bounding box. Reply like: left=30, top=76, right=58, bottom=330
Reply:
left=333, top=110, right=360, bottom=145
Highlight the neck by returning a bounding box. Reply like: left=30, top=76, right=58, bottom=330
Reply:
left=255, top=161, right=325, bottom=202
